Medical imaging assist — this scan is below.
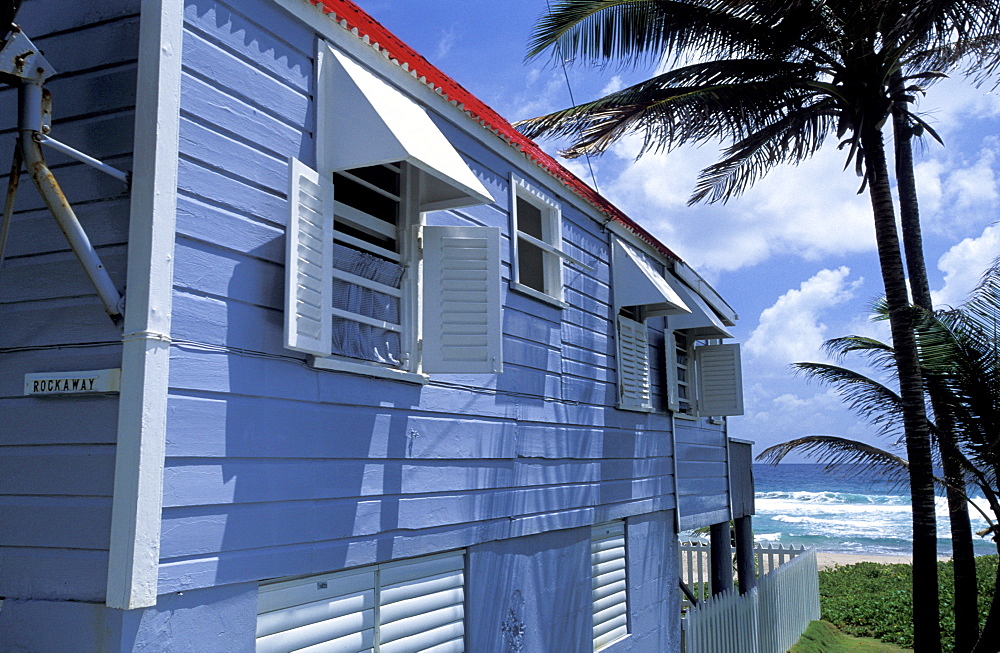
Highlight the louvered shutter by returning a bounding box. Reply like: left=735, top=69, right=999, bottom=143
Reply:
left=695, top=343, right=744, bottom=417
left=378, top=552, right=465, bottom=653
left=592, top=521, right=628, bottom=651
left=617, top=316, right=651, bottom=411
left=421, top=225, right=502, bottom=374
left=256, top=567, right=376, bottom=652
left=285, top=158, right=334, bottom=356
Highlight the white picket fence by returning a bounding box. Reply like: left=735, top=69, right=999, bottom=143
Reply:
left=679, top=540, right=807, bottom=608
left=683, top=548, right=820, bottom=653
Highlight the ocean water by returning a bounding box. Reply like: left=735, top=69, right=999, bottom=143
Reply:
left=751, top=464, right=996, bottom=557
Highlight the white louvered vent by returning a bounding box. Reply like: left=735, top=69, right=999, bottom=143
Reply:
left=379, top=553, right=465, bottom=653
left=592, top=521, right=628, bottom=651
left=695, top=343, right=744, bottom=417
left=616, top=316, right=651, bottom=411
left=421, top=225, right=503, bottom=374
left=285, top=158, right=334, bottom=357
left=256, top=551, right=464, bottom=653
left=257, top=567, right=375, bottom=652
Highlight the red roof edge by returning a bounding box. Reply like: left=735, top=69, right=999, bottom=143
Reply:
left=309, top=0, right=681, bottom=263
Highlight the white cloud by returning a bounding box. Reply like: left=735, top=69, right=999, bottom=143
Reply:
left=914, top=139, right=1000, bottom=238
left=745, top=267, right=863, bottom=368
left=600, top=138, right=877, bottom=273
left=913, top=77, right=1000, bottom=137
left=932, top=223, right=1000, bottom=308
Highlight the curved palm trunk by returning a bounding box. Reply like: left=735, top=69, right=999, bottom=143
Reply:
left=893, top=98, right=980, bottom=652
left=861, top=122, right=942, bottom=652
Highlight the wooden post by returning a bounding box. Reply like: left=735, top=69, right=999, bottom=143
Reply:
left=710, top=522, right=734, bottom=595
left=734, top=515, right=756, bottom=595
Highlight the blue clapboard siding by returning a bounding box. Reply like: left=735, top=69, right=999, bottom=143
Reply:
left=156, top=0, right=737, bottom=598
left=676, top=424, right=732, bottom=529
left=0, top=0, right=140, bottom=602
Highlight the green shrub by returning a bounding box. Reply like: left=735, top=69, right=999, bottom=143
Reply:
left=819, top=555, right=998, bottom=651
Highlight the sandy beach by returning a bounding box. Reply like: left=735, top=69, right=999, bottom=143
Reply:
left=816, top=552, right=952, bottom=571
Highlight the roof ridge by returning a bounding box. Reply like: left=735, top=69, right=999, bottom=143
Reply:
left=308, top=0, right=681, bottom=262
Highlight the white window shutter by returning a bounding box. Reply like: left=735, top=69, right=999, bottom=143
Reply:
left=285, top=158, right=334, bottom=356
left=592, top=521, right=628, bottom=651
left=665, top=332, right=680, bottom=413
left=617, top=316, right=651, bottom=411
left=695, top=343, right=744, bottom=416
left=421, top=225, right=503, bottom=374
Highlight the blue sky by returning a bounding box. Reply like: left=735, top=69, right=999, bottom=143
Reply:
left=353, top=0, right=1000, bottom=457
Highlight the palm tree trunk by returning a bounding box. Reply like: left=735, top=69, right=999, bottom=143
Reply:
left=861, top=122, right=942, bottom=652
left=892, top=94, right=979, bottom=652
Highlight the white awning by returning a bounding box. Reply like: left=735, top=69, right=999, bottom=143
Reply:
left=320, top=48, right=493, bottom=211
left=665, top=276, right=733, bottom=339
left=612, top=239, right=690, bottom=315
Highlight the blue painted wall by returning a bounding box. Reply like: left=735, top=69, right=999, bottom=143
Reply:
left=466, top=511, right=679, bottom=653
left=0, top=0, right=139, bottom=602
left=0, top=0, right=734, bottom=648
left=159, top=0, right=701, bottom=600
left=0, top=582, right=257, bottom=652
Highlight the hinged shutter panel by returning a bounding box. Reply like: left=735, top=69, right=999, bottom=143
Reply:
left=378, top=552, right=465, bottom=653
left=285, top=158, right=334, bottom=356
left=592, top=521, right=628, bottom=651
left=256, top=567, right=376, bottom=652
left=695, top=343, right=744, bottom=416
left=617, top=316, right=651, bottom=410
left=421, top=225, right=502, bottom=374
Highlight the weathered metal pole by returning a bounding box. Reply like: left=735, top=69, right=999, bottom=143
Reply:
left=710, top=521, right=734, bottom=595
left=734, top=515, right=757, bottom=594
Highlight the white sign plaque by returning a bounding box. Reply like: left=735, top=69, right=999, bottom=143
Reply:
left=24, top=368, right=122, bottom=396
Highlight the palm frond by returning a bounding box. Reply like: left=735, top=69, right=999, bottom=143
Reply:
left=527, top=0, right=821, bottom=68
left=689, top=98, right=835, bottom=203
left=794, top=362, right=906, bottom=438
left=756, top=435, right=910, bottom=483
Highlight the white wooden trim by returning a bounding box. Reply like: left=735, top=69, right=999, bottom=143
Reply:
left=107, top=0, right=184, bottom=610
left=332, top=269, right=403, bottom=298
left=334, top=200, right=397, bottom=240
left=312, top=355, right=428, bottom=384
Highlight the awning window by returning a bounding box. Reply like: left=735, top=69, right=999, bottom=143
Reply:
left=612, top=239, right=690, bottom=315
left=320, top=47, right=493, bottom=211
left=665, top=276, right=733, bottom=339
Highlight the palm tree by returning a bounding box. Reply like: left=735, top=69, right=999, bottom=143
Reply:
left=758, top=263, right=1000, bottom=651
left=516, top=2, right=999, bottom=646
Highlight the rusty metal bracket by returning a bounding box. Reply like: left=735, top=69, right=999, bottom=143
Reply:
left=0, top=26, right=54, bottom=82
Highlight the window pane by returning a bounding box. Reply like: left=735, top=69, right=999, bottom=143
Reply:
left=518, top=241, right=546, bottom=293
left=516, top=196, right=544, bottom=240
left=333, top=171, right=399, bottom=226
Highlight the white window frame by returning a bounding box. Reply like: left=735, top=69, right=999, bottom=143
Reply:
left=315, top=162, right=423, bottom=381
left=667, top=330, right=698, bottom=419
left=509, top=174, right=568, bottom=306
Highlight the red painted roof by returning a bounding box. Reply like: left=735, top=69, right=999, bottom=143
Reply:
left=309, top=0, right=680, bottom=262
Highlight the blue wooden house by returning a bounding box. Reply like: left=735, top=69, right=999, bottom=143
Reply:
left=0, top=0, right=751, bottom=650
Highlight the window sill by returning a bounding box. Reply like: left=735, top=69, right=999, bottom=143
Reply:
left=311, top=356, right=429, bottom=384
left=617, top=402, right=653, bottom=413
left=672, top=412, right=699, bottom=421
left=510, top=281, right=569, bottom=308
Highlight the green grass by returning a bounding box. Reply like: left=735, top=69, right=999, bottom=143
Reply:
left=818, top=555, right=998, bottom=651
left=791, top=620, right=913, bottom=652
